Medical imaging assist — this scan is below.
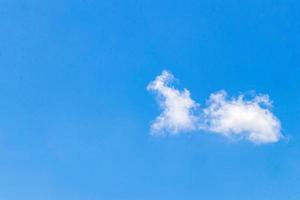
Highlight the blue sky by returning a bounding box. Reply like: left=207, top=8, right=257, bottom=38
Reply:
left=0, top=0, right=300, bottom=199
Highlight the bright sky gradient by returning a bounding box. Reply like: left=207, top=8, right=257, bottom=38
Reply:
left=0, top=0, right=300, bottom=199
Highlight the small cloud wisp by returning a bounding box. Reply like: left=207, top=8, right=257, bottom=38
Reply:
left=147, top=70, right=199, bottom=134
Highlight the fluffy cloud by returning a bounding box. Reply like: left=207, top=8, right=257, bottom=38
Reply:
left=147, top=70, right=199, bottom=134
left=203, top=91, right=282, bottom=144
left=148, top=70, right=282, bottom=144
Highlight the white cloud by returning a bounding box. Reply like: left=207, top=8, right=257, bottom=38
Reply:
left=148, top=70, right=282, bottom=144
left=203, top=91, right=282, bottom=144
left=147, top=70, right=199, bottom=134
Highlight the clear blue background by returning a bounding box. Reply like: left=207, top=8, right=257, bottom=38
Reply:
left=0, top=0, right=299, bottom=199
